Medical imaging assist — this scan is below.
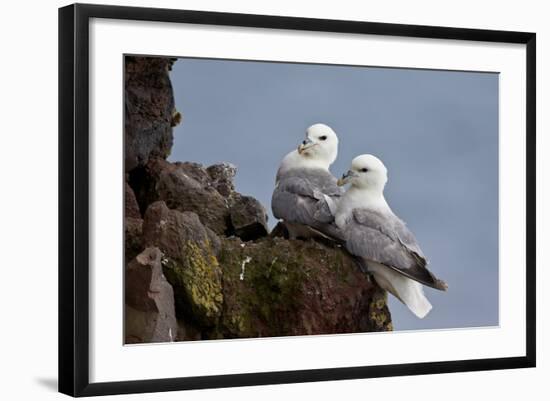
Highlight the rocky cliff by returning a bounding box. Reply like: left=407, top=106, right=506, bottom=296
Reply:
left=124, top=56, right=392, bottom=344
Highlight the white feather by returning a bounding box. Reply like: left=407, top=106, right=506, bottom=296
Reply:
left=323, top=194, right=338, bottom=216
left=277, top=149, right=331, bottom=179
left=336, top=154, right=435, bottom=319
left=368, top=262, right=432, bottom=318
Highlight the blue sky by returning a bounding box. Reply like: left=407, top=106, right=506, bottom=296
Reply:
left=168, top=57, right=499, bottom=332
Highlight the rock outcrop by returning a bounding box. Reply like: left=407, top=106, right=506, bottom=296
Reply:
left=125, top=56, right=180, bottom=172
left=217, top=237, right=391, bottom=337
left=228, top=194, right=269, bottom=241
left=142, top=201, right=223, bottom=328
left=125, top=247, right=178, bottom=343
left=129, top=158, right=232, bottom=235
left=129, top=158, right=269, bottom=239
left=125, top=183, right=143, bottom=265
left=124, top=56, right=392, bottom=343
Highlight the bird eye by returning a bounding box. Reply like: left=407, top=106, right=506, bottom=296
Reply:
left=319, top=136, right=327, bottom=141
left=361, top=168, right=368, bottom=173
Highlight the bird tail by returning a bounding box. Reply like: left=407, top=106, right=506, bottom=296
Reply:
left=369, top=263, right=433, bottom=319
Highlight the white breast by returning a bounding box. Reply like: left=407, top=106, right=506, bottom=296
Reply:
left=335, top=187, right=392, bottom=228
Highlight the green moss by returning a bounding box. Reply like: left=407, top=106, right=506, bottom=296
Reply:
left=162, top=234, right=393, bottom=337
left=162, top=240, right=223, bottom=327
left=247, top=250, right=304, bottom=321
left=217, top=238, right=309, bottom=336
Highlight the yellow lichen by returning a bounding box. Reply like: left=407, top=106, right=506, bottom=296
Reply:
left=171, top=110, right=183, bottom=127
left=164, top=240, right=223, bottom=325
left=375, top=297, right=386, bottom=310
left=184, top=240, right=222, bottom=318
left=367, top=290, right=392, bottom=330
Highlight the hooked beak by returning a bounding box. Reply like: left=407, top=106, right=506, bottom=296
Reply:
left=337, top=170, right=357, bottom=186
left=298, top=137, right=315, bottom=154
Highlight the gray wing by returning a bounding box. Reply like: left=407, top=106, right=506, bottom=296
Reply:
left=345, top=209, right=447, bottom=291
left=271, top=168, right=344, bottom=240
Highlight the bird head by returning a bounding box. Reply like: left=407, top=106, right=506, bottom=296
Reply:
left=338, top=154, right=388, bottom=191
left=297, top=123, right=338, bottom=166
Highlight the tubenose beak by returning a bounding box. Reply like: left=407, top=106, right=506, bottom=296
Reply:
left=298, top=137, right=315, bottom=154
left=337, top=170, right=357, bottom=186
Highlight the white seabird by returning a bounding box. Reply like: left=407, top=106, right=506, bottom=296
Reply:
left=271, top=123, right=343, bottom=240
left=336, top=154, right=448, bottom=318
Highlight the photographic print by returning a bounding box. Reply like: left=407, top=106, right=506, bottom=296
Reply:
left=123, top=55, right=498, bottom=344
left=59, top=4, right=535, bottom=395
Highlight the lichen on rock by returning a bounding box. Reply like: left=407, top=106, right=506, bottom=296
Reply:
left=216, top=236, right=392, bottom=338
left=141, top=201, right=223, bottom=327
left=162, top=241, right=223, bottom=327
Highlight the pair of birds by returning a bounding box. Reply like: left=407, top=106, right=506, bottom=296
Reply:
left=271, top=123, right=447, bottom=319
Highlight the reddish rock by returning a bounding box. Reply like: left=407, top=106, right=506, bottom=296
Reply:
left=125, top=247, right=178, bottom=343
left=125, top=217, right=143, bottom=265
left=125, top=182, right=141, bottom=218
left=270, top=221, right=289, bottom=239
left=142, top=201, right=220, bottom=259
left=127, top=157, right=168, bottom=215
left=129, top=158, right=230, bottom=234
left=125, top=56, right=179, bottom=172
left=228, top=193, right=268, bottom=241
left=125, top=182, right=144, bottom=264
left=217, top=237, right=392, bottom=338
left=206, top=163, right=237, bottom=197
left=142, top=201, right=223, bottom=327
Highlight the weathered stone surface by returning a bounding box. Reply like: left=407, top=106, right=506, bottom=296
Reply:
left=125, top=217, right=143, bottom=265
left=142, top=201, right=223, bottom=327
left=128, top=166, right=392, bottom=341
left=206, top=163, right=237, bottom=197
left=216, top=237, right=392, bottom=338
left=125, top=182, right=141, bottom=218
left=125, top=181, right=144, bottom=263
left=125, top=56, right=179, bottom=172
left=157, top=164, right=229, bottom=234
left=157, top=162, right=230, bottom=234
left=128, top=157, right=168, bottom=215
left=125, top=247, right=178, bottom=343
left=128, top=158, right=268, bottom=240
left=228, top=194, right=268, bottom=241
left=175, top=319, right=202, bottom=342
left=129, top=158, right=230, bottom=234
left=270, top=221, right=289, bottom=239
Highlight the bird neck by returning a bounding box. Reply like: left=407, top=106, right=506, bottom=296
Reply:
left=279, top=150, right=331, bottom=175
left=344, top=186, right=391, bottom=214
left=335, top=186, right=392, bottom=228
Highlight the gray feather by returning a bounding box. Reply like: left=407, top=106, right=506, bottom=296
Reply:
left=272, top=168, right=344, bottom=240
left=345, top=209, right=447, bottom=291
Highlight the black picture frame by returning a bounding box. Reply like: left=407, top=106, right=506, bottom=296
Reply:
left=58, top=3, right=536, bottom=397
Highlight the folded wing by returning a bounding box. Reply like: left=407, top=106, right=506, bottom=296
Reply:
left=344, top=209, right=448, bottom=291
left=271, top=168, right=344, bottom=240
